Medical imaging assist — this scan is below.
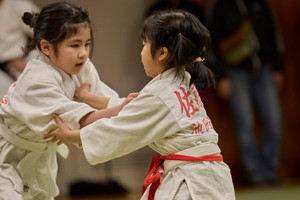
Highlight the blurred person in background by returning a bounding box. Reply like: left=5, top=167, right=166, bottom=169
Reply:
left=147, top=0, right=207, bottom=21
left=0, top=0, right=39, bottom=98
left=206, top=0, right=284, bottom=186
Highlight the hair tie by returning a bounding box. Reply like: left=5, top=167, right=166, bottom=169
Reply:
left=194, top=57, right=205, bottom=63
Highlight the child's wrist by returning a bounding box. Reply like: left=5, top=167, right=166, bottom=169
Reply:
left=78, top=92, right=90, bottom=102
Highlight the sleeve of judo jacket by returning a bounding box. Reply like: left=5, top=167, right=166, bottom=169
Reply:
left=4, top=78, right=95, bottom=134
left=80, top=92, right=182, bottom=165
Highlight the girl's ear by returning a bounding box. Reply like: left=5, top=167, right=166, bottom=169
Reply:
left=40, top=40, right=53, bottom=56
left=158, top=46, right=168, bottom=61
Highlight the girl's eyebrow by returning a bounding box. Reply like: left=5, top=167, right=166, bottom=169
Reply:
left=69, top=38, right=91, bottom=43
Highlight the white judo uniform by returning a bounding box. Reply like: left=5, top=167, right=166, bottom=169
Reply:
left=80, top=68, right=236, bottom=200
left=0, top=52, right=123, bottom=200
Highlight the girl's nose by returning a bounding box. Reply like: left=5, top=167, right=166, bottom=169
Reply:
left=79, top=47, right=89, bottom=59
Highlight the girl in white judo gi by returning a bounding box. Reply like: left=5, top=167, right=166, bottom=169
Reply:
left=46, top=9, right=236, bottom=200
left=0, top=2, right=136, bottom=200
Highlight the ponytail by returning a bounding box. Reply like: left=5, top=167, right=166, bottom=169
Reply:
left=22, top=12, right=38, bottom=28
left=22, top=12, right=39, bottom=53
left=190, top=62, right=216, bottom=91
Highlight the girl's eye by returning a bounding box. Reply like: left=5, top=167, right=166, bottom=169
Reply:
left=85, top=43, right=91, bottom=47
left=70, top=44, right=79, bottom=48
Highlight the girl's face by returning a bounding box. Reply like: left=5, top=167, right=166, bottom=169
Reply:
left=49, top=26, right=91, bottom=75
left=141, top=40, right=166, bottom=78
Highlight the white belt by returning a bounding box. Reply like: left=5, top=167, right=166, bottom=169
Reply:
left=0, top=123, right=68, bottom=158
left=0, top=123, right=67, bottom=196
left=0, top=123, right=51, bottom=152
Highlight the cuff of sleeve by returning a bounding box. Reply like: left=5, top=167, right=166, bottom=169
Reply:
left=107, top=97, right=124, bottom=108
left=61, top=104, right=95, bottom=129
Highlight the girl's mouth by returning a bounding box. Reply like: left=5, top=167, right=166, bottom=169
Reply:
left=75, top=63, right=83, bottom=67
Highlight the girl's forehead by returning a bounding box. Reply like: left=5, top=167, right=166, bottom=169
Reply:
left=64, top=22, right=91, bottom=36
left=76, top=25, right=91, bottom=33
left=67, top=26, right=91, bottom=38
left=61, top=29, right=91, bottom=45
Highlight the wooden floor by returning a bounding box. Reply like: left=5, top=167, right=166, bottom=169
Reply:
left=55, top=193, right=140, bottom=200
left=55, top=180, right=300, bottom=200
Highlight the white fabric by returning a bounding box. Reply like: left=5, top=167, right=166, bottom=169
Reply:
left=153, top=161, right=235, bottom=200
left=0, top=52, right=122, bottom=200
left=0, top=70, right=13, bottom=98
left=163, top=143, right=221, bottom=175
left=80, top=68, right=235, bottom=199
left=0, top=0, right=39, bottom=62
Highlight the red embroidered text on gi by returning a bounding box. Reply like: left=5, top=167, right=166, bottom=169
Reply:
left=1, top=83, right=16, bottom=106
left=191, top=84, right=203, bottom=108
left=202, top=116, right=214, bottom=132
left=1, top=95, right=8, bottom=106
left=192, top=121, right=204, bottom=134
left=174, top=87, right=199, bottom=118
left=191, top=117, right=214, bottom=134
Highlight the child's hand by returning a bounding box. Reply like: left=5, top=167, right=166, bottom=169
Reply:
left=75, top=83, right=109, bottom=109
left=75, top=83, right=91, bottom=101
left=44, top=114, right=81, bottom=147
left=121, top=92, right=139, bottom=107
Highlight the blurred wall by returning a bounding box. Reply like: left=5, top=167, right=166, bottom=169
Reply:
left=263, top=0, right=300, bottom=181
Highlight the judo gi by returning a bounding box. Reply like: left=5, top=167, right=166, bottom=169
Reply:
left=80, top=68, right=236, bottom=200
left=0, top=52, right=122, bottom=200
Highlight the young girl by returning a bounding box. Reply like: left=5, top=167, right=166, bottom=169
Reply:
left=0, top=2, right=136, bottom=200
left=47, top=9, right=236, bottom=199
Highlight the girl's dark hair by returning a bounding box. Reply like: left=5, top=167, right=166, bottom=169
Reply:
left=22, top=1, right=94, bottom=55
left=141, top=9, right=215, bottom=90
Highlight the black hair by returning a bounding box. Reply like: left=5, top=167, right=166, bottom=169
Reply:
left=22, top=1, right=94, bottom=56
left=141, top=9, right=215, bottom=90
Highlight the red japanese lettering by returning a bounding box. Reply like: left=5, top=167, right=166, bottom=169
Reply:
left=191, top=121, right=204, bottom=134
left=191, top=84, right=203, bottom=108
left=174, top=87, right=199, bottom=118
left=202, top=116, right=214, bottom=132
left=1, top=95, right=8, bottom=106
